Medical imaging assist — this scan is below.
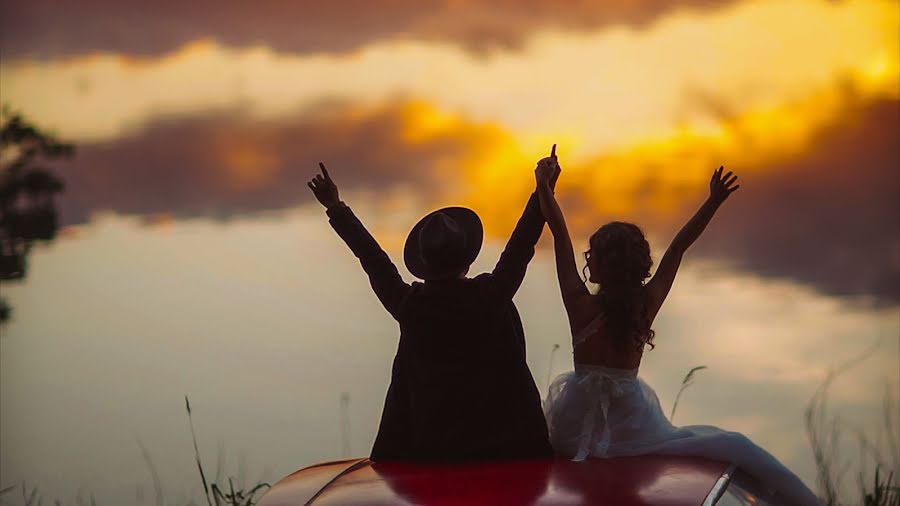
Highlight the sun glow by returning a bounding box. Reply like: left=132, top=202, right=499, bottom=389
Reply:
left=455, top=79, right=898, bottom=235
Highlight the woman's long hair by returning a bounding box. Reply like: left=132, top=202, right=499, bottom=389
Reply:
left=583, top=222, right=655, bottom=352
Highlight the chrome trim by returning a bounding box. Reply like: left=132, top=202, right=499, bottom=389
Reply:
left=702, top=463, right=738, bottom=506
left=305, top=458, right=371, bottom=506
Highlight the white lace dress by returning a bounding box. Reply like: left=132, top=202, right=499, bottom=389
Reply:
left=543, top=318, right=822, bottom=506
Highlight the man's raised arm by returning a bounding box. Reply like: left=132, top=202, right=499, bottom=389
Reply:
left=489, top=145, right=560, bottom=300
left=309, top=163, right=410, bottom=319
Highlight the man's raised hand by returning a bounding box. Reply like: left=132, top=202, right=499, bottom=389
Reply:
left=549, top=144, right=561, bottom=190
left=308, top=162, right=342, bottom=209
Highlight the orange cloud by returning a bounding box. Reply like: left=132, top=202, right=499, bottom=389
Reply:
left=481, top=78, right=899, bottom=230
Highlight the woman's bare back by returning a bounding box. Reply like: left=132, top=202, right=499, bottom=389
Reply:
left=570, top=292, right=653, bottom=370
left=535, top=158, right=740, bottom=372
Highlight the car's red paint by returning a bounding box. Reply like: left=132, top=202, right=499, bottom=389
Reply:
left=258, top=456, right=730, bottom=505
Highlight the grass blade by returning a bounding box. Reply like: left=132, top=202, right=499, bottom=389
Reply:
left=186, top=395, right=213, bottom=506
left=670, top=366, right=707, bottom=422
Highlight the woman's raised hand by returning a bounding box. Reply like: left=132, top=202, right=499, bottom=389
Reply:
left=709, top=166, right=739, bottom=204
left=308, top=162, right=342, bottom=209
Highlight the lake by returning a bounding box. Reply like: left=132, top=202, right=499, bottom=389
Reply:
left=1, top=203, right=896, bottom=505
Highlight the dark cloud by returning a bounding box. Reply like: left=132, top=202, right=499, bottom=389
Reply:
left=55, top=101, right=499, bottom=224
left=694, top=95, right=900, bottom=304
left=0, top=0, right=738, bottom=60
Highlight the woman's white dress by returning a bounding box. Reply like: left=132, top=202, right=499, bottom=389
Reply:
left=543, top=319, right=822, bottom=506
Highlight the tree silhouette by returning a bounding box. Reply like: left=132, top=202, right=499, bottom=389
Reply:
left=0, top=107, right=73, bottom=323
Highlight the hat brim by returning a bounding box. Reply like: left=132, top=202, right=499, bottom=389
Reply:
left=404, top=207, right=483, bottom=280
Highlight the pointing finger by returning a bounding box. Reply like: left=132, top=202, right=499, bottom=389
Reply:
left=319, top=162, right=331, bottom=181
left=550, top=144, right=557, bottom=159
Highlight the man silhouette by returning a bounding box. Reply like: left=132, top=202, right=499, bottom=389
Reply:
left=308, top=147, right=559, bottom=461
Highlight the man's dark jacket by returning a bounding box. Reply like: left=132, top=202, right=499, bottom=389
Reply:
left=327, top=193, right=552, bottom=461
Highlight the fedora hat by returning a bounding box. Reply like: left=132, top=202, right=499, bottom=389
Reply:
left=404, top=207, right=483, bottom=280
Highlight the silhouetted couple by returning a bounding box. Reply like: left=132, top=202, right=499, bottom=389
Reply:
left=308, top=146, right=821, bottom=505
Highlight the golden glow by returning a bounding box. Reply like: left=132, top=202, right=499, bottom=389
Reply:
left=1, top=0, right=896, bottom=152
left=453, top=83, right=897, bottom=236
left=861, top=49, right=900, bottom=90
left=400, top=102, right=462, bottom=144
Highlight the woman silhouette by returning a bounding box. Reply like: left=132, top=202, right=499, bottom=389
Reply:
left=535, top=151, right=821, bottom=506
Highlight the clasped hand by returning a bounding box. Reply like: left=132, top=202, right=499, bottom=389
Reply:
left=535, top=144, right=561, bottom=190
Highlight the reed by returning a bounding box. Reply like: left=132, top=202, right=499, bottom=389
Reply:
left=184, top=396, right=271, bottom=506
left=670, top=365, right=707, bottom=422
left=804, top=343, right=899, bottom=506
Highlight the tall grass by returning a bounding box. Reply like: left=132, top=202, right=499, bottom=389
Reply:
left=863, top=468, right=899, bottom=506
left=184, top=396, right=271, bottom=506
left=0, top=398, right=271, bottom=506
left=805, top=344, right=900, bottom=506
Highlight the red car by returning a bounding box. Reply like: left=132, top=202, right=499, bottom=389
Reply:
left=257, top=456, right=780, bottom=505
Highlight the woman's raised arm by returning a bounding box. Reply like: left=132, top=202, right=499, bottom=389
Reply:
left=535, top=145, right=590, bottom=317
left=645, top=166, right=739, bottom=320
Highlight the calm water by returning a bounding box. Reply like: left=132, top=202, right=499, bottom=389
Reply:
left=1, top=206, right=897, bottom=505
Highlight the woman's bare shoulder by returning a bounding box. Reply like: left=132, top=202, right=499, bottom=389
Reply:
left=568, top=294, right=601, bottom=330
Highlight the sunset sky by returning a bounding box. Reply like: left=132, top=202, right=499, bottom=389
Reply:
left=2, top=0, right=898, bottom=303
left=1, top=0, right=898, bottom=503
